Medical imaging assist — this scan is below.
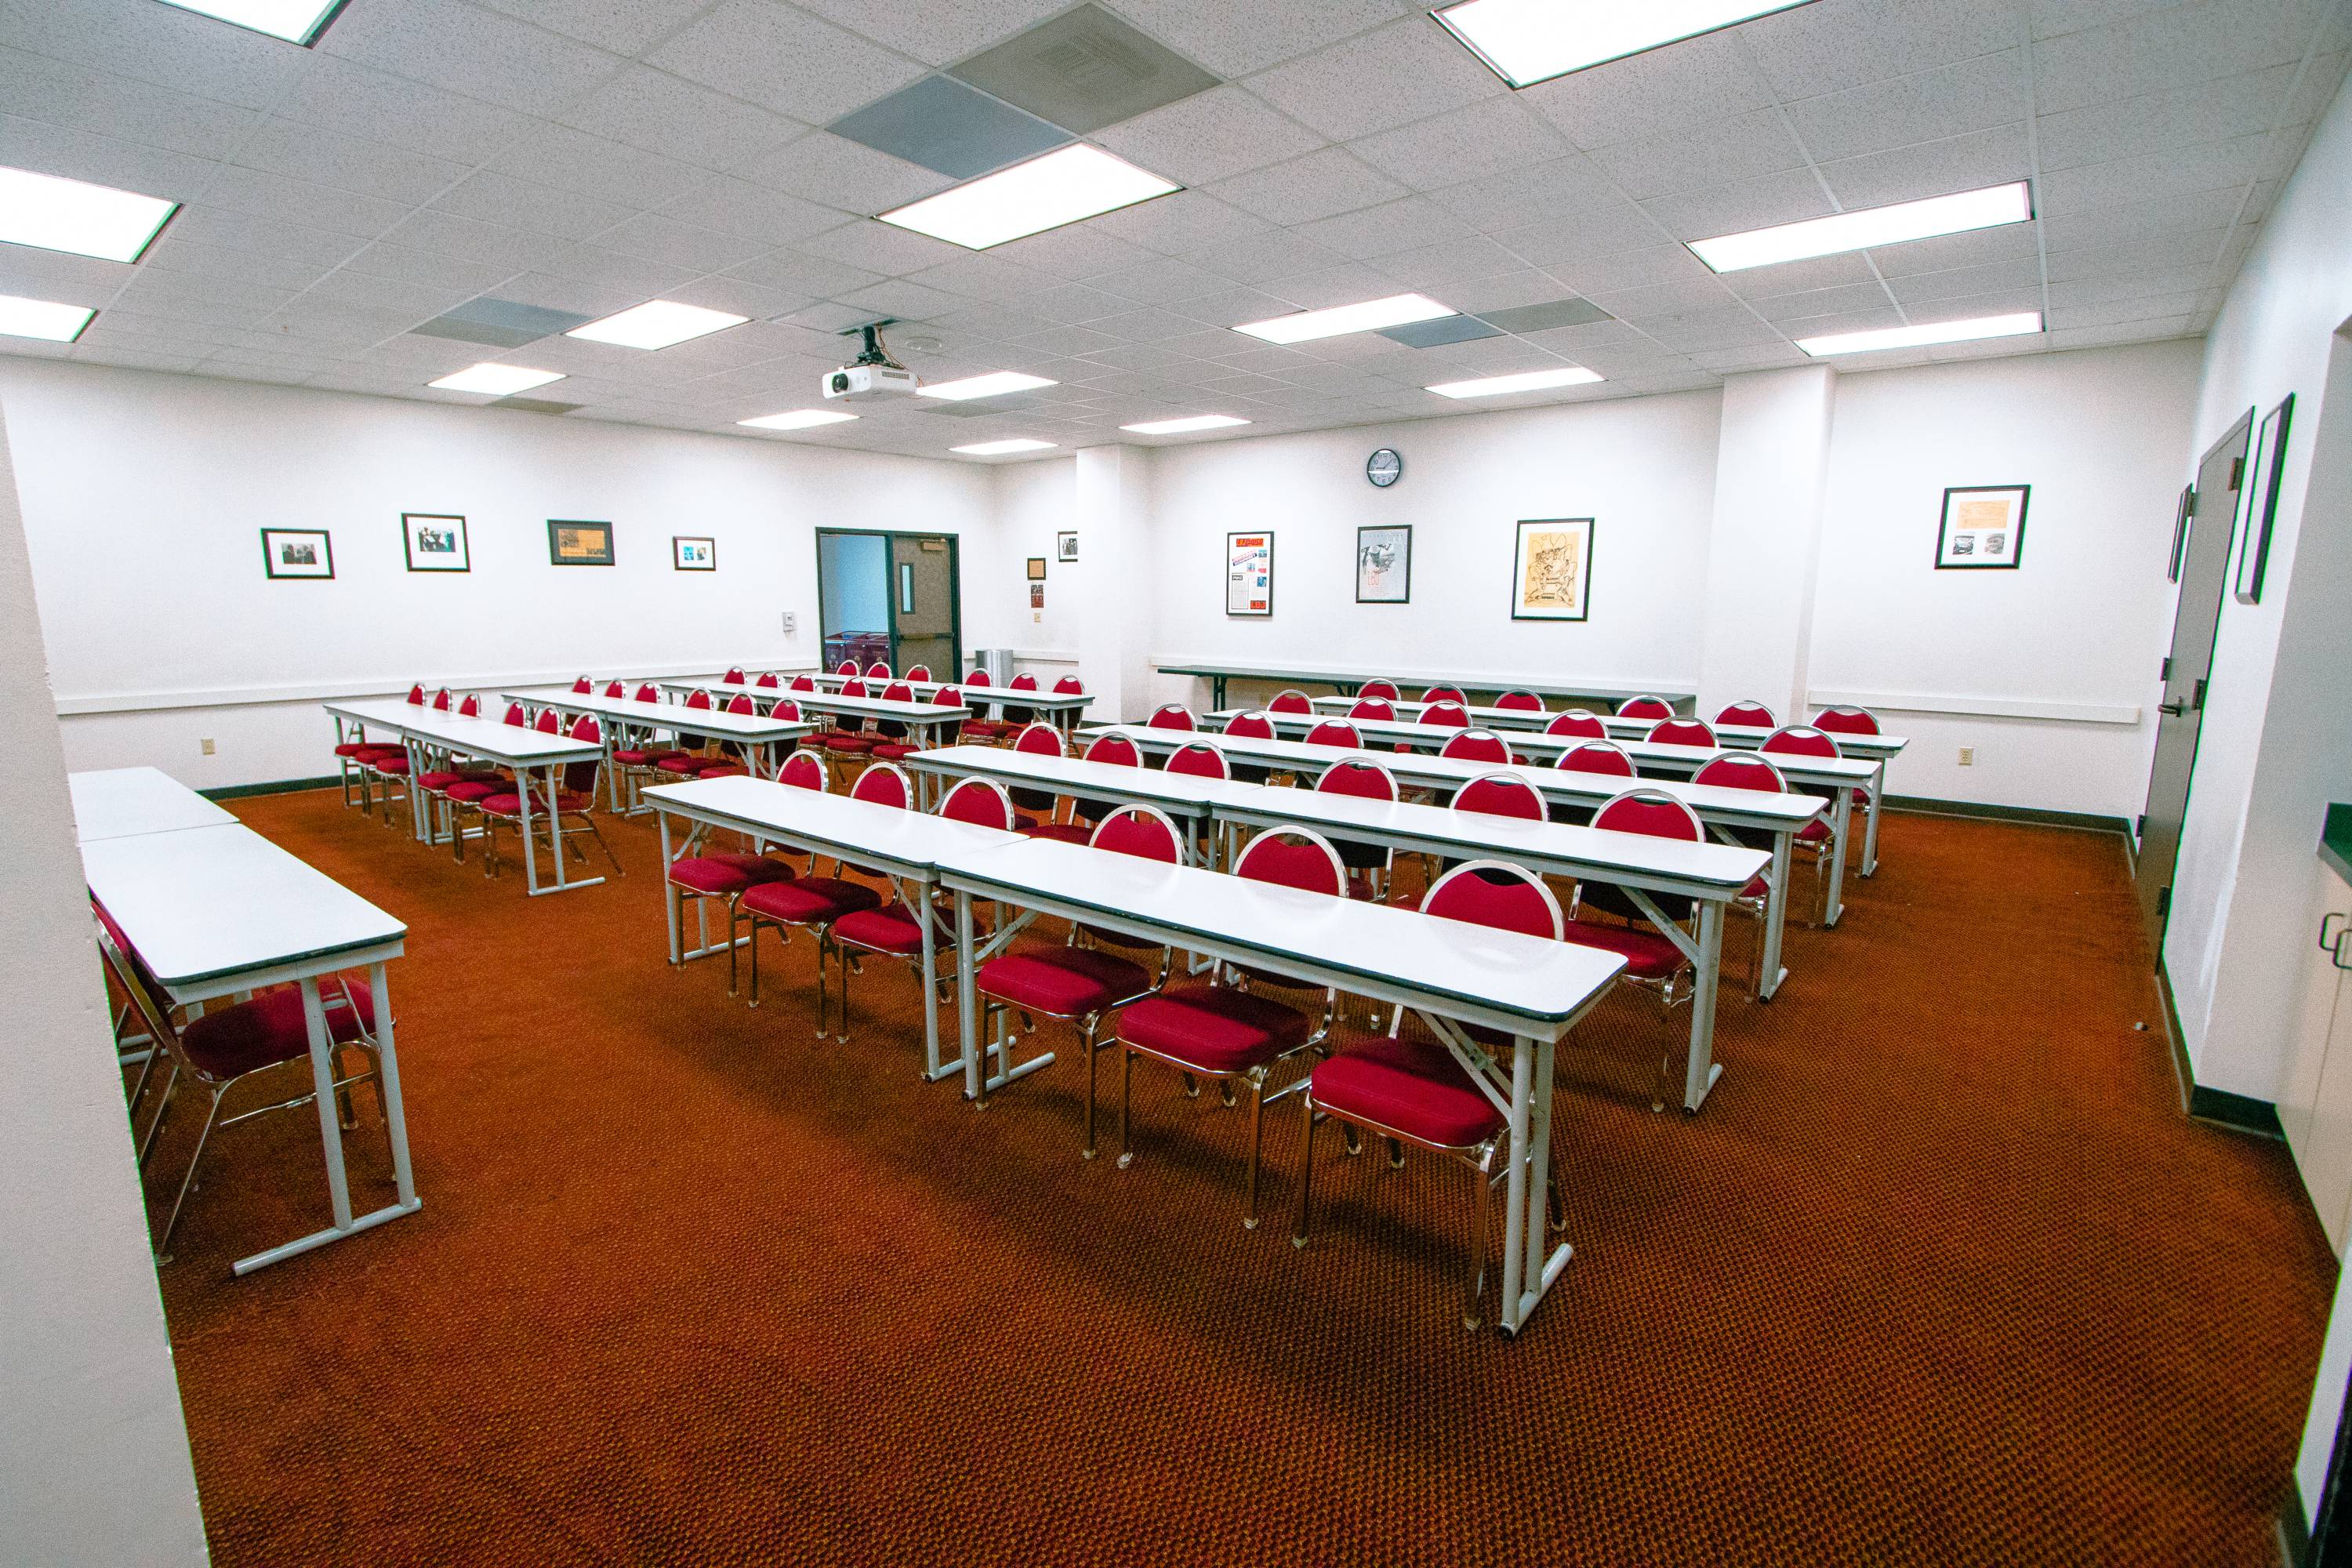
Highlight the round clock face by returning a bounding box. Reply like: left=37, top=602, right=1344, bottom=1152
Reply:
left=1367, top=448, right=1403, bottom=488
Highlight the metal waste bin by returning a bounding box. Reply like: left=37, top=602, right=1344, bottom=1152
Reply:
left=975, top=648, right=1014, bottom=686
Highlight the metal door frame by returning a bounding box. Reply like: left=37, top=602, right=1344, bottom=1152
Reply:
left=814, top=527, right=962, bottom=675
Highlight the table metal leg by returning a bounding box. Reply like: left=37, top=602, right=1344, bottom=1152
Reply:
left=919, top=872, right=951, bottom=1083
left=1683, top=900, right=1726, bottom=1112
left=1759, top=829, right=1793, bottom=1000
left=546, top=765, right=569, bottom=891
left=957, top=891, right=982, bottom=1102
left=1497, top=1037, right=1533, bottom=1336
left=1824, top=786, right=1853, bottom=927
left=659, top=811, right=682, bottom=964
left=1519, top=1036, right=1570, bottom=1324
left=1862, top=764, right=1884, bottom=876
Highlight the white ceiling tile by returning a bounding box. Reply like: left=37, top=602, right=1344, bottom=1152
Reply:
left=726, top=247, right=888, bottom=299
left=269, top=56, right=537, bottom=164
left=379, top=208, right=565, bottom=270
left=1718, top=252, right=1882, bottom=298
left=2044, top=226, right=2230, bottom=280
left=2037, top=60, right=2306, bottom=170
left=165, top=205, right=358, bottom=266
left=1253, top=260, right=1417, bottom=310
left=1865, top=221, right=2043, bottom=275
left=1109, top=0, right=1415, bottom=78
left=1578, top=275, right=1744, bottom=321
left=2032, top=0, right=2331, bottom=114
left=0, top=43, right=255, bottom=160
left=299, top=267, right=473, bottom=318
left=2044, top=316, right=2194, bottom=348
left=0, top=0, right=305, bottom=110
left=988, top=225, right=1163, bottom=281
left=1751, top=284, right=1900, bottom=325
left=1884, top=255, right=2045, bottom=303
left=788, top=0, right=1072, bottom=65
left=230, top=118, right=470, bottom=206
left=470, top=0, right=716, bottom=55
left=836, top=278, right=971, bottom=322
left=1374, top=236, right=1529, bottom=290
left=1448, top=270, right=1588, bottom=314
left=1643, top=169, right=1836, bottom=239
left=655, top=175, right=848, bottom=246
left=2037, top=129, right=2270, bottom=211
left=1295, top=195, right=1472, bottom=260
left=1784, top=49, right=2030, bottom=164
left=1348, top=97, right=1574, bottom=192
left=0, top=244, right=130, bottom=304
left=198, top=165, right=415, bottom=240
left=492, top=122, right=711, bottom=209
left=2035, top=187, right=2245, bottom=249
left=319, top=0, right=627, bottom=117
left=557, top=64, right=806, bottom=170
left=1589, top=107, right=1811, bottom=200
left=1242, top=16, right=1509, bottom=142
left=1085, top=256, right=1229, bottom=305
left=593, top=211, right=771, bottom=273
left=644, top=0, right=927, bottom=123
left=532, top=241, right=700, bottom=296
left=0, top=113, right=214, bottom=201
left=796, top=218, right=983, bottom=277
left=339, top=242, right=517, bottom=296
left=432, top=171, right=639, bottom=240
left=1091, top=85, right=1327, bottom=187
left=2047, top=287, right=2204, bottom=328
left=1490, top=200, right=1675, bottom=269
left=730, top=129, right=954, bottom=212
left=1207, top=146, right=1409, bottom=225
left=1815, top=122, right=2032, bottom=209
left=1741, top=0, right=2025, bottom=101
left=1005, top=281, right=1129, bottom=323
left=1548, top=243, right=1717, bottom=296
left=1519, top=27, right=1780, bottom=151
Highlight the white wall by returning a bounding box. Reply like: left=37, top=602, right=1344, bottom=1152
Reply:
left=0, top=360, right=996, bottom=789
left=976, top=456, right=1079, bottom=667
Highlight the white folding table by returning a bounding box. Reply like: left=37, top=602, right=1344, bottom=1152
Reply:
left=659, top=682, right=971, bottom=742
left=802, top=672, right=1095, bottom=729
left=902, top=745, right=1222, bottom=830
left=1154, top=659, right=1692, bottom=713
left=70, top=765, right=236, bottom=842
left=502, top=686, right=816, bottom=810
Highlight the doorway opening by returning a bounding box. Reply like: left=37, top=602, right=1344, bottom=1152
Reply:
left=815, top=529, right=961, bottom=678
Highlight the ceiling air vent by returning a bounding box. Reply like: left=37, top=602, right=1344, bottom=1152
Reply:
left=949, top=4, right=1218, bottom=136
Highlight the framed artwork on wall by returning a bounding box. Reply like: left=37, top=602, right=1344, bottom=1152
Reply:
left=1057, top=531, right=1078, bottom=562
left=673, top=535, right=716, bottom=571
left=261, top=528, right=333, bottom=580
left=1356, top=524, right=1411, bottom=604
left=549, top=519, right=614, bottom=566
left=1935, top=485, right=2028, bottom=569
left=401, top=512, right=468, bottom=572
left=1510, top=517, right=1593, bottom=622
left=1026, top=557, right=1047, bottom=580
left=2234, top=393, right=2293, bottom=605
left=1226, top=531, right=1272, bottom=616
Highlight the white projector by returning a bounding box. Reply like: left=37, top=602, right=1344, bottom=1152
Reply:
left=822, top=363, right=920, bottom=401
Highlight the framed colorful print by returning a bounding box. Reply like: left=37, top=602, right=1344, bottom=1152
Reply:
left=1936, top=485, right=2028, bottom=569
left=2234, top=393, right=2292, bottom=605
left=673, top=535, right=716, bottom=571
left=1226, top=531, right=1272, bottom=616
left=401, top=512, right=469, bottom=572
left=261, top=528, right=333, bottom=580
left=1356, top=524, right=1411, bottom=604
left=1057, top=530, right=1078, bottom=562
left=1511, top=517, right=1592, bottom=621
left=549, top=519, right=614, bottom=566
left=2166, top=486, right=2192, bottom=583
left=1025, top=557, right=1047, bottom=581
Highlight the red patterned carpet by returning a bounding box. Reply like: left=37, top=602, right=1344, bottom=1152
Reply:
left=140, top=788, right=2332, bottom=1565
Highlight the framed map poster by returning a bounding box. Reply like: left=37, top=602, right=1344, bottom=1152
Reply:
left=1226, top=531, right=1272, bottom=616
left=1936, top=485, right=2028, bottom=569
left=1511, top=517, right=1592, bottom=621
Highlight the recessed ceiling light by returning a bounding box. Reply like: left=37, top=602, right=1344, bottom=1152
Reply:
left=0, top=165, right=178, bottom=264
left=918, top=370, right=1058, bottom=401
left=1121, top=414, right=1252, bottom=434
left=739, top=408, right=858, bottom=430
left=953, top=438, right=1057, bottom=456
left=151, top=0, right=345, bottom=45
left=1690, top=183, right=2034, bottom=273
left=0, top=294, right=95, bottom=343
left=1426, top=366, right=1604, bottom=398
left=1795, top=311, right=2044, bottom=358
left=427, top=363, right=566, bottom=396
left=878, top=143, right=1180, bottom=250
left=1432, top=0, right=1819, bottom=87
left=1234, top=293, right=1458, bottom=345
left=566, top=299, right=749, bottom=350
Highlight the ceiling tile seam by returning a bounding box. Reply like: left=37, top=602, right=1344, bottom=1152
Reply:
left=1742, top=31, right=1909, bottom=332
left=2018, top=13, right=2053, bottom=339
left=2192, top=16, right=2333, bottom=308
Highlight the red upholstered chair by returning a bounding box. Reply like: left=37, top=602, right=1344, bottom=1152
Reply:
left=836, top=660, right=859, bottom=677
left=1567, top=789, right=1708, bottom=1102
left=1546, top=710, right=1607, bottom=739
left=1053, top=674, right=1083, bottom=695
left=430, top=688, right=454, bottom=711
left=868, top=680, right=918, bottom=755
left=1762, top=726, right=1844, bottom=920
left=664, top=779, right=796, bottom=998
left=1294, top=858, right=1568, bottom=1328
left=1422, top=702, right=1472, bottom=729
left=1554, top=739, right=1636, bottom=826
left=1694, top=753, right=1788, bottom=994
left=1441, top=729, right=1514, bottom=766
left=722, top=668, right=746, bottom=685
left=1269, top=689, right=1314, bottom=715
left=960, top=667, right=1013, bottom=742
left=905, top=665, right=932, bottom=682
left=612, top=687, right=681, bottom=807
left=1005, top=724, right=1083, bottom=842
left=1359, top=679, right=1401, bottom=701
left=1167, top=741, right=1229, bottom=780
left=634, top=684, right=659, bottom=702
left=1316, top=757, right=1399, bottom=898
left=1617, top=695, right=1674, bottom=720
left=738, top=764, right=889, bottom=1023
left=1109, top=826, right=1348, bottom=1225
left=405, top=684, right=426, bottom=706
left=1716, top=701, right=1775, bottom=730
left=822, top=764, right=965, bottom=1041
left=938, top=775, right=1016, bottom=830
left=1002, top=671, right=1041, bottom=727
left=865, top=661, right=892, bottom=680
left=1813, top=705, right=1880, bottom=737
left=457, top=695, right=481, bottom=717
left=571, top=676, right=593, bottom=695
left=1421, top=686, right=1467, bottom=706
left=1305, top=720, right=1360, bottom=750
left=823, top=680, right=878, bottom=776
left=1220, top=710, right=1276, bottom=783
left=1495, top=691, right=1544, bottom=713
left=1648, top=717, right=1717, bottom=749
left=791, top=673, right=817, bottom=692
left=481, top=715, right=622, bottom=884
left=975, top=804, right=1185, bottom=1156
left=755, top=672, right=780, bottom=689
left=779, top=750, right=826, bottom=791
left=655, top=690, right=720, bottom=779
left=417, top=701, right=502, bottom=833
left=1070, top=731, right=1142, bottom=833
left=1147, top=703, right=1196, bottom=731
left=1348, top=698, right=1396, bottom=722
left=1456, top=772, right=1545, bottom=821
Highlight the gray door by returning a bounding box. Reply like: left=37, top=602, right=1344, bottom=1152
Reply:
left=887, top=533, right=960, bottom=681
left=2139, top=410, right=2252, bottom=944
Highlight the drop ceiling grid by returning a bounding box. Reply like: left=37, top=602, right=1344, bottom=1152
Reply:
left=0, top=0, right=2340, bottom=457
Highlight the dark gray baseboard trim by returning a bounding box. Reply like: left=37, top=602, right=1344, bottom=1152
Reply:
left=2154, top=957, right=2285, bottom=1138
left=198, top=775, right=341, bottom=801
left=2279, top=1484, right=2310, bottom=1567
left=1884, top=795, right=2131, bottom=835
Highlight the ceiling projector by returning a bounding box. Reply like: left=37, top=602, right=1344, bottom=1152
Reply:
left=823, top=320, right=920, bottom=401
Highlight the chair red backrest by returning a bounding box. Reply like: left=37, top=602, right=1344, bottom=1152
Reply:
left=1441, top=729, right=1512, bottom=764
left=406, top=684, right=426, bottom=705
left=1715, top=701, right=1776, bottom=729
left=1011, top=673, right=1040, bottom=691
left=756, top=673, right=779, bottom=689
left=1617, top=695, right=1674, bottom=720
left=1649, top=718, right=1716, bottom=748
left=791, top=674, right=816, bottom=691
left=503, top=702, right=529, bottom=727
left=1317, top=758, right=1397, bottom=802
left=905, top=665, right=931, bottom=682
left=884, top=682, right=913, bottom=702
left=604, top=680, right=626, bottom=698
left=1418, top=686, right=1464, bottom=706
left=1226, top=711, right=1276, bottom=740
left=770, top=699, right=802, bottom=722
left=1424, top=860, right=1563, bottom=939
left=634, top=684, right=659, bottom=702
left=1359, top=679, right=1400, bottom=700
left=1091, top=804, right=1184, bottom=865
left=931, top=684, right=962, bottom=706
left=1546, top=710, right=1606, bottom=738
left=1148, top=704, right=1196, bottom=731
left=723, top=668, right=746, bottom=684
left=1014, top=723, right=1065, bottom=757
left=1561, top=741, right=1636, bottom=776
left=573, top=676, right=593, bottom=693
left=1270, top=689, right=1313, bottom=714
left=866, top=662, right=891, bottom=679
left=843, top=679, right=868, bottom=698
left=939, top=777, right=1014, bottom=830
left=726, top=694, right=756, bottom=716
left=779, top=752, right=826, bottom=791
left=1083, top=732, right=1140, bottom=768
left=1053, top=675, right=1083, bottom=695
left=1455, top=772, right=1544, bottom=821
left=1496, top=691, right=1544, bottom=712
left=535, top=707, right=561, bottom=734
left=836, top=660, right=859, bottom=677
left=568, top=714, right=600, bottom=744
left=1593, top=788, right=1704, bottom=844
left=1813, top=706, right=1881, bottom=736
left=458, top=695, right=481, bottom=717
left=1235, top=829, right=1345, bottom=896
left=431, top=688, right=453, bottom=710
left=1422, top=702, right=1471, bottom=728
left=1167, top=742, right=1229, bottom=780
left=1693, top=753, right=1787, bottom=793
left=964, top=667, right=993, bottom=687
left=851, top=763, right=911, bottom=808
left=686, top=689, right=713, bottom=710
left=1305, top=720, right=1360, bottom=750
left=1762, top=725, right=1842, bottom=760
left=1349, top=698, right=1396, bottom=721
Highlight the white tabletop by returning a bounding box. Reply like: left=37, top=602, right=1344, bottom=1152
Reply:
left=503, top=687, right=815, bottom=741
left=1301, top=696, right=1908, bottom=760
left=643, top=775, right=1025, bottom=867
left=805, top=673, right=1094, bottom=710
left=1215, top=709, right=1879, bottom=785
left=661, top=683, right=963, bottom=724
left=1153, top=660, right=1693, bottom=704
left=324, top=697, right=601, bottom=765
left=69, top=767, right=235, bottom=844
left=905, top=745, right=1232, bottom=816
left=82, top=822, right=407, bottom=993
left=1605, top=714, right=1908, bottom=760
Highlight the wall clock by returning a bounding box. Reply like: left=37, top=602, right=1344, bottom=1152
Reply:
left=1366, top=448, right=1403, bottom=488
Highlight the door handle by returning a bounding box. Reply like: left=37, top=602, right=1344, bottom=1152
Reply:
left=2336, top=931, right=2352, bottom=971
left=2325, top=913, right=2348, bottom=952
left=2158, top=701, right=2186, bottom=717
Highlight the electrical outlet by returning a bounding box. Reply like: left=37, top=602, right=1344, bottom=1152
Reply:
left=1958, top=746, right=1975, bottom=766
left=781, top=611, right=797, bottom=635
left=200, top=738, right=216, bottom=756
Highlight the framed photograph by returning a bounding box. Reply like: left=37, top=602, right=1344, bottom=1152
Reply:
left=2234, top=393, right=2292, bottom=604
left=1057, top=531, right=1078, bottom=562
left=1029, top=583, right=1044, bottom=609
left=1356, top=524, right=1411, bottom=604
left=401, top=513, right=469, bottom=572
left=1026, top=557, right=1047, bottom=581
left=1511, top=517, right=1593, bottom=622
left=1226, top=531, right=1272, bottom=616
left=261, top=528, right=333, bottom=580
left=2166, top=486, right=2193, bottom=583
left=549, top=519, right=614, bottom=566
left=673, top=535, right=715, bottom=571
left=1936, top=485, right=2028, bottom=569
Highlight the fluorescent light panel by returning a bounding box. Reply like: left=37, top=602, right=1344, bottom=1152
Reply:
left=1433, top=0, right=1818, bottom=87
left=0, top=165, right=178, bottom=263
left=428, top=362, right=566, bottom=396
left=879, top=143, right=1179, bottom=251
left=739, top=408, right=858, bottom=430
left=1426, top=366, right=1603, bottom=398
left=151, top=0, right=343, bottom=43
left=1690, top=182, right=2034, bottom=273
left=1234, top=293, right=1457, bottom=345
left=0, top=294, right=95, bottom=343
left=1121, top=414, right=1250, bottom=434
left=1796, top=311, right=2043, bottom=358
left=919, top=370, right=1057, bottom=401
left=953, top=439, right=1056, bottom=455
left=567, top=299, right=747, bottom=350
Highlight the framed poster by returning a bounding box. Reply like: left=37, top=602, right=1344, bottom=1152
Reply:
left=401, top=512, right=469, bottom=572
left=2234, top=393, right=2292, bottom=604
left=2166, top=486, right=2192, bottom=583
left=261, top=528, right=333, bottom=579
left=1026, top=557, right=1047, bottom=580
left=673, top=535, right=715, bottom=571
left=1511, top=517, right=1592, bottom=622
left=1356, top=524, right=1411, bottom=604
left=1057, top=531, right=1078, bottom=562
left=1226, top=531, right=1272, bottom=616
left=1936, top=485, right=2028, bottom=569
left=549, top=519, right=614, bottom=566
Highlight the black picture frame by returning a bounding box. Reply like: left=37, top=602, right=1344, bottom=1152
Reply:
left=260, top=528, right=334, bottom=580
left=401, top=512, right=469, bottom=572
left=2167, top=485, right=2193, bottom=583
left=673, top=535, right=716, bottom=571
left=549, top=519, right=614, bottom=566
left=2234, top=393, right=2292, bottom=605
left=1056, top=531, right=1077, bottom=562
left=1356, top=524, right=1412, bottom=604
left=1025, top=557, right=1047, bottom=581
left=1509, top=517, right=1594, bottom=622
left=1935, top=485, right=2029, bottom=570
left=1226, top=530, right=1273, bottom=616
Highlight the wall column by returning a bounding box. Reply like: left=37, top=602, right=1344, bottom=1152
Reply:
left=1075, top=445, right=1155, bottom=724
left=1694, top=365, right=1838, bottom=723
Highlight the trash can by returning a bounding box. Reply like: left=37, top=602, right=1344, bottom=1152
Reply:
left=976, top=648, right=1014, bottom=686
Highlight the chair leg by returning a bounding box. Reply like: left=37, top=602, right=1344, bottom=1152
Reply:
left=1465, top=1145, right=1496, bottom=1331
left=136, top=1063, right=180, bottom=1172
left=1080, top=1018, right=1102, bottom=1160
left=1115, top=1046, right=1135, bottom=1169
left=725, top=899, right=739, bottom=997
left=156, top=1086, right=226, bottom=1261
left=746, top=919, right=764, bottom=1007
left=1243, top=1071, right=1267, bottom=1230
left=1290, top=1094, right=1319, bottom=1247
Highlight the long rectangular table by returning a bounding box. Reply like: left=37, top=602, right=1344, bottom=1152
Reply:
left=1155, top=659, right=1694, bottom=712
left=502, top=686, right=816, bottom=810
left=655, top=681, right=971, bottom=739
left=802, top=672, right=1095, bottom=728
left=71, top=766, right=236, bottom=841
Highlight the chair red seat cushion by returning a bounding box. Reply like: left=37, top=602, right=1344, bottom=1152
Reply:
left=444, top=779, right=503, bottom=803
left=1559, top=919, right=1687, bottom=979
left=1018, top=822, right=1092, bottom=846
left=182, top=979, right=376, bottom=1080
left=612, top=748, right=666, bottom=765
left=655, top=756, right=708, bottom=776
left=667, top=854, right=793, bottom=895
left=833, top=906, right=952, bottom=956
left=1798, top=818, right=1832, bottom=843
left=481, top=791, right=592, bottom=818
left=366, top=754, right=412, bottom=775
left=695, top=763, right=746, bottom=779
left=1741, top=873, right=1770, bottom=901
left=1312, top=1035, right=1501, bottom=1149
left=418, top=768, right=497, bottom=792
left=825, top=735, right=878, bottom=753
left=739, top=877, right=882, bottom=924
left=978, top=946, right=1151, bottom=1016
left=1116, top=984, right=1309, bottom=1072
left=336, top=741, right=393, bottom=758
left=870, top=742, right=918, bottom=761
left=964, top=720, right=1011, bottom=739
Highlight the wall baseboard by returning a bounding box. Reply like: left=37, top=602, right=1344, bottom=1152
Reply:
left=1884, top=794, right=2131, bottom=835
left=199, top=775, right=340, bottom=801
left=2154, top=957, right=2285, bottom=1138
